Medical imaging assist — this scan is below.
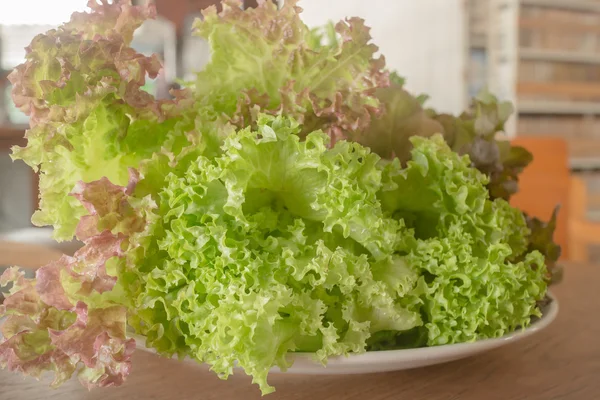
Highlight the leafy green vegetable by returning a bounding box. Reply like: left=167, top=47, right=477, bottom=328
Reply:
left=380, top=136, right=546, bottom=345
left=1, top=0, right=551, bottom=396
left=353, top=83, right=444, bottom=163
left=434, top=91, right=533, bottom=201
left=355, top=80, right=558, bottom=278
left=523, top=207, right=562, bottom=284
left=0, top=234, right=134, bottom=388
left=114, top=115, right=421, bottom=394
left=1, top=119, right=547, bottom=393
left=358, top=84, right=533, bottom=202
left=8, top=1, right=187, bottom=240
left=192, top=0, right=388, bottom=140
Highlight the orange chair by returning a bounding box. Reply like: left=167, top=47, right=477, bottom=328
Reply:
left=568, top=175, right=600, bottom=263
left=509, top=137, right=569, bottom=260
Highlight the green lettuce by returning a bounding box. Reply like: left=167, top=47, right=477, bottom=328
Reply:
left=2, top=117, right=546, bottom=393
left=355, top=81, right=533, bottom=202
left=192, top=0, right=388, bottom=140
left=353, top=83, right=444, bottom=163
left=380, top=136, right=546, bottom=346
left=523, top=207, right=562, bottom=284
left=116, top=115, right=421, bottom=393
left=1, top=1, right=550, bottom=396
left=432, top=91, right=533, bottom=201
left=354, top=80, right=559, bottom=279
left=9, top=1, right=188, bottom=240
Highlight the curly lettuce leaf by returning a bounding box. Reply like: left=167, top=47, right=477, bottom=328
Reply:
left=55, top=123, right=546, bottom=393
left=192, top=0, right=388, bottom=141
left=9, top=0, right=188, bottom=241
left=1, top=127, right=548, bottom=394
left=440, top=91, right=533, bottom=201
left=354, top=83, right=444, bottom=164
left=379, top=135, right=547, bottom=346
left=402, top=234, right=547, bottom=346
left=1, top=1, right=552, bottom=395
left=82, top=115, right=420, bottom=394
left=360, top=80, right=557, bottom=276
left=358, top=80, right=532, bottom=201
left=0, top=231, right=134, bottom=388
left=523, top=207, right=562, bottom=284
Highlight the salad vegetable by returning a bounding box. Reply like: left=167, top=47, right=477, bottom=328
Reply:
left=1, top=0, right=556, bottom=395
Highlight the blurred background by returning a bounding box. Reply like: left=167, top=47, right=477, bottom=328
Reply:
left=0, top=0, right=599, bottom=264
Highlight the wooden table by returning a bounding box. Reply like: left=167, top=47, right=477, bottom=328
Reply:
left=1, top=258, right=598, bottom=399
left=0, top=241, right=62, bottom=270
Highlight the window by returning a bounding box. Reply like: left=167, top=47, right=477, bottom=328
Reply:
left=0, top=0, right=87, bottom=26
left=0, top=0, right=87, bottom=70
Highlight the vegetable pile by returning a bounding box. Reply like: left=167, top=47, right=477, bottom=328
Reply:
left=0, top=0, right=558, bottom=394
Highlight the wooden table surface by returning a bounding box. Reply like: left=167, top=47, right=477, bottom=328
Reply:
left=0, top=241, right=62, bottom=270
left=0, top=252, right=598, bottom=399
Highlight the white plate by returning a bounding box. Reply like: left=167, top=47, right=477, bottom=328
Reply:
left=133, top=293, right=558, bottom=375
